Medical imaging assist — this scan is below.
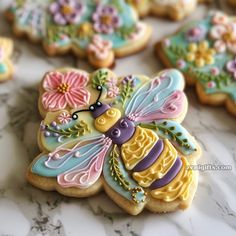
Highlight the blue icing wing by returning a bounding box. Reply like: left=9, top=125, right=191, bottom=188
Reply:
left=103, top=145, right=146, bottom=203
left=32, top=135, right=110, bottom=177
left=125, top=69, right=185, bottom=122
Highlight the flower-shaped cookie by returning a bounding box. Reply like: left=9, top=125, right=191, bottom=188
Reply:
left=6, top=0, right=151, bottom=68
left=126, top=0, right=207, bottom=21
left=0, top=37, right=14, bottom=82
left=28, top=68, right=201, bottom=215
left=156, top=12, right=236, bottom=117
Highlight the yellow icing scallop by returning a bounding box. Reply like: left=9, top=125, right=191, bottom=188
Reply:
left=94, top=108, right=121, bottom=132
left=150, top=157, right=193, bottom=202
left=132, top=139, right=178, bottom=187
left=121, top=127, right=158, bottom=170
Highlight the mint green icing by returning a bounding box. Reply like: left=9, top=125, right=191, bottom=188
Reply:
left=162, top=14, right=236, bottom=101
left=0, top=63, right=7, bottom=74
left=9, top=0, right=140, bottom=50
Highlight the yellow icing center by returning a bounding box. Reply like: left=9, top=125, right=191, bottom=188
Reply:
left=121, top=127, right=158, bottom=170
left=150, top=157, right=193, bottom=202
left=101, top=15, right=112, bottom=25
left=94, top=108, right=121, bottom=132
left=132, top=139, right=177, bottom=187
left=222, top=32, right=233, bottom=42
left=57, top=83, right=70, bottom=93
left=62, top=5, right=73, bottom=15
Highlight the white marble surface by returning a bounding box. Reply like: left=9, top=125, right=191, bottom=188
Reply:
left=0, top=1, right=236, bottom=236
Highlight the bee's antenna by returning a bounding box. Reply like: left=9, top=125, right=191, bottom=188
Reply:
left=71, top=85, right=103, bottom=120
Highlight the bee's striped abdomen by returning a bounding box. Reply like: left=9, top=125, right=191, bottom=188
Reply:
left=121, top=126, right=193, bottom=202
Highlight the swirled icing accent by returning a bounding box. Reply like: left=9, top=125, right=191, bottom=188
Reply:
left=150, top=157, right=182, bottom=189
left=32, top=135, right=110, bottom=177
left=105, top=117, right=135, bottom=145
left=57, top=138, right=111, bottom=188
left=133, top=139, right=164, bottom=172
left=150, top=157, right=193, bottom=202
left=132, top=139, right=178, bottom=187
left=125, top=70, right=185, bottom=122
left=121, top=126, right=158, bottom=170
left=94, top=108, right=121, bottom=132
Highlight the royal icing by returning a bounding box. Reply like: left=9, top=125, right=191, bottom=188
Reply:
left=159, top=12, right=236, bottom=103
left=30, top=68, right=200, bottom=212
left=0, top=37, right=14, bottom=82
left=7, top=0, right=150, bottom=67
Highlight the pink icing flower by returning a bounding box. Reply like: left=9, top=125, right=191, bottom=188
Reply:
left=88, top=35, right=113, bottom=60
left=57, top=112, right=72, bottom=124
left=210, top=23, right=236, bottom=54
left=106, top=77, right=119, bottom=98
left=211, top=67, right=220, bottom=76
left=42, top=71, right=90, bottom=111
left=207, top=81, right=216, bottom=88
left=211, top=12, right=229, bottom=25
left=176, top=59, right=186, bottom=69
left=92, top=5, right=122, bottom=34
left=226, top=58, right=236, bottom=80
left=49, top=0, right=85, bottom=25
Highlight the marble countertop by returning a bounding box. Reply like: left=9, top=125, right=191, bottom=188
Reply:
left=0, top=1, right=236, bottom=236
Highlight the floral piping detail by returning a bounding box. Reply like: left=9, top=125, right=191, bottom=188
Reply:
left=186, top=41, right=215, bottom=68
left=226, top=58, right=236, bottom=80
left=42, top=71, right=90, bottom=111
left=88, top=35, right=113, bottom=60
left=92, top=5, right=122, bottom=34
left=49, top=0, right=85, bottom=25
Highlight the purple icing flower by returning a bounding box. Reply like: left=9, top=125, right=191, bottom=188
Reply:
left=122, top=75, right=136, bottom=87
left=226, top=58, right=236, bottom=80
left=49, top=0, right=85, bottom=25
left=92, top=5, right=122, bottom=34
left=185, top=26, right=207, bottom=43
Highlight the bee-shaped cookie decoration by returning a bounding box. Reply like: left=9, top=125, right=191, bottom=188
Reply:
left=0, top=37, right=14, bottom=82
left=28, top=68, right=201, bottom=215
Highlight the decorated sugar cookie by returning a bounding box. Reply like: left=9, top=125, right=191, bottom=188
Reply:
left=27, top=68, right=201, bottom=215
left=156, top=12, right=236, bottom=117
left=6, top=0, right=151, bottom=68
left=126, top=0, right=207, bottom=21
left=0, top=37, right=14, bottom=82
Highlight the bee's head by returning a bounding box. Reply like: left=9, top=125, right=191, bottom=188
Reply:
left=71, top=86, right=121, bottom=132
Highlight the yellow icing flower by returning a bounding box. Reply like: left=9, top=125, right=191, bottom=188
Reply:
left=77, top=22, right=94, bottom=39
left=186, top=41, right=216, bottom=68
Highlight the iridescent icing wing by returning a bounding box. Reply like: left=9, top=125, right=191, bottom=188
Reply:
left=125, top=69, right=186, bottom=122
left=32, top=135, right=112, bottom=188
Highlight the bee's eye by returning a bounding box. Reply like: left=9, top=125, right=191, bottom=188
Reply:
left=90, top=105, right=95, bottom=111
left=120, top=119, right=128, bottom=128
left=111, top=128, right=121, bottom=138
left=96, top=101, right=102, bottom=107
